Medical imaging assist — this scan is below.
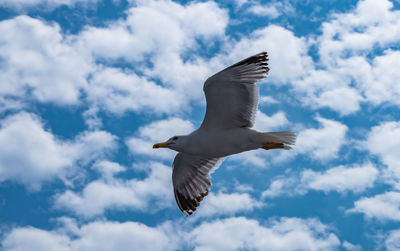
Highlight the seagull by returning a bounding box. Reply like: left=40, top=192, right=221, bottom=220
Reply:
left=153, top=52, right=296, bottom=215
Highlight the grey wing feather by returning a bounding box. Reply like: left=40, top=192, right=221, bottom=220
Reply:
left=201, top=52, right=269, bottom=130
left=172, top=153, right=221, bottom=215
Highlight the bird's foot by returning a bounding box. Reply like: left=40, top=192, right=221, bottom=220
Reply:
left=262, top=142, right=284, bottom=150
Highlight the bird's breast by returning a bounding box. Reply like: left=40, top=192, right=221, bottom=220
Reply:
left=185, top=128, right=259, bottom=158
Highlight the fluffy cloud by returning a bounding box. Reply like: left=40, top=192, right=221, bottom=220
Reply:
left=0, top=0, right=98, bottom=10
left=54, top=161, right=172, bottom=217
left=126, top=117, right=194, bottom=160
left=253, top=110, right=289, bottom=132
left=358, top=50, right=400, bottom=107
left=79, top=0, right=228, bottom=62
left=258, top=0, right=399, bottom=115
left=1, top=227, right=70, bottom=251
left=296, top=117, right=347, bottom=161
left=264, top=0, right=400, bottom=115
left=318, top=0, right=400, bottom=66
left=0, top=2, right=228, bottom=115
left=195, top=192, right=263, bottom=217
left=366, top=121, right=400, bottom=188
left=3, top=0, right=400, bottom=118
left=301, top=163, right=378, bottom=193
left=189, top=217, right=340, bottom=251
left=87, top=67, right=183, bottom=115
left=0, top=113, right=69, bottom=187
left=0, top=16, right=92, bottom=106
left=295, top=0, right=400, bottom=114
left=262, top=163, right=378, bottom=197
left=77, top=0, right=228, bottom=103
left=385, top=229, right=400, bottom=251
left=247, top=3, right=281, bottom=19
left=342, top=241, right=362, bottom=251
left=1, top=217, right=340, bottom=251
left=1, top=220, right=177, bottom=251
left=226, top=24, right=313, bottom=85
left=290, top=64, right=364, bottom=115
left=262, top=176, right=299, bottom=198
left=220, top=4, right=374, bottom=116
left=245, top=1, right=294, bottom=19
left=0, top=112, right=116, bottom=190
left=348, top=192, right=400, bottom=221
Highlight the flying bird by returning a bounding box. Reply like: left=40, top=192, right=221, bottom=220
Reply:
left=153, top=52, right=296, bottom=215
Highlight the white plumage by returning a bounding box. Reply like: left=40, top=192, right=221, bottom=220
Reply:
left=153, top=52, right=296, bottom=215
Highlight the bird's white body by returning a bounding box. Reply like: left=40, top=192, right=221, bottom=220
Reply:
left=174, top=128, right=261, bottom=158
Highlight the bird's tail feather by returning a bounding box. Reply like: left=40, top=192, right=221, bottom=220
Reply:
left=260, top=130, right=296, bottom=150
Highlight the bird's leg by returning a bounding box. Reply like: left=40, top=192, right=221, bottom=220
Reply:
left=262, top=142, right=284, bottom=150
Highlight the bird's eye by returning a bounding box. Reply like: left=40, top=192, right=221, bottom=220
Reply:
left=172, top=136, right=178, bottom=140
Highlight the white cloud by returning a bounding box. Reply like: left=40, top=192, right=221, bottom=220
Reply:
left=259, top=95, right=279, bottom=105
left=126, top=117, right=194, bottom=160
left=366, top=121, right=400, bottom=188
left=3, top=0, right=400, bottom=118
left=0, top=97, right=24, bottom=114
left=189, top=217, right=340, bottom=251
left=71, top=220, right=177, bottom=251
left=253, top=110, right=289, bottom=132
left=385, top=229, right=400, bottom=251
left=262, top=0, right=400, bottom=115
left=233, top=0, right=248, bottom=9
left=54, top=162, right=172, bottom=217
left=263, top=163, right=378, bottom=198
left=195, top=192, right=263, bottom=217
left=91, top=160, right=126, bottom=181
left=231, top=150, right=270, bottom=168
left=66, top=130, right=117, bottom=167
left=348, top=192, right=400, bottom=222
left=224, top=17, right=369, bottom=116
left=363, top=50, right=400, bottom=108
left=77, top=0, right=228, bottom=103
left=247, top=3, right=281, bottom=19
left=136, top=117, right=195, bottom=142
left=301, top=163, right=378, bottom=193
left=0, top=112, right=70, bottom=189
left=0, top=3, right=228, bottom=116
left=87, top=67, right=183, bottom=115
left=318, top=0, right=400, bottom=66
left=342, top=241, right=362, bottom=251
left=314, top=87, right=363, bottom=115
left=296, top=117, right=347, bottom=161
left=1, top=220, right=177, bottom=251
left=0, top=0, right=98, bottom=10
left=226, top=25, right=313, bottom=85
left=0, top=112, right=116, bottom=190
left=1, top=227, right=70, bottom=251
left=293, top=0, right=400, bottom=114
left=291, top=67, right=364, bottom=115
left=1, top=216, right=340, bottom=251
left=0, top=16, right=92, bottom=106
left=228, top=149, right=271, bottom=167
left=262, top=176, right=302, bottom=198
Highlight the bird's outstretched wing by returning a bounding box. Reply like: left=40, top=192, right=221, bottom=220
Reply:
left=172, top=152, right=221, bottom=215
left=200, top=52, right=269, bottom=130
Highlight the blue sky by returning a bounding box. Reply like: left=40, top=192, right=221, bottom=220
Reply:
left=1, top=0, right=400, bottom=250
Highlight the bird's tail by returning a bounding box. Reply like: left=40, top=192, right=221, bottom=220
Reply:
left=259, top=130, right=296, bottom=150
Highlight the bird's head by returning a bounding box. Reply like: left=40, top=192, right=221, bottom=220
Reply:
left=153, top=135, right=187, bottom=151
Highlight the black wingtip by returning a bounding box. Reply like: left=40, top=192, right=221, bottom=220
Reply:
left=174, top=189, right=209, bottom=216
left=227, top=51, right=269, bottom=74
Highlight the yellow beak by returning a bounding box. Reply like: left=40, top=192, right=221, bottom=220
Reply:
left=153, top=142, right=172, bottom=148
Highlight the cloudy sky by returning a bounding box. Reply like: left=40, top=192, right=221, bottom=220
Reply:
left=1, top=0, right=400, bottom=250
